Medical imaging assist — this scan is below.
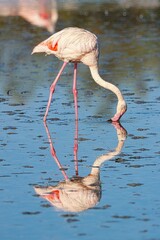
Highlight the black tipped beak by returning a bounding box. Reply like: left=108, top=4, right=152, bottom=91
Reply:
left=107, top=119, right=112, bottom=123
left=107, top=118, right=120, bottom=123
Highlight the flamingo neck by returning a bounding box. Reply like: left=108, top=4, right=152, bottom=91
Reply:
left=89, top=65, right=124, bottom=102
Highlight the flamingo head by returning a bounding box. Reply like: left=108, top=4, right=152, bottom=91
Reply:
left=31, top=42, right=52, bottom=55
left=110, top=100, right=127, bottom=122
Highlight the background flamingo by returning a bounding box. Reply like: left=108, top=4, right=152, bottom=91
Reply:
left=0, top=0, right=58, bottom=32
left=32, top=27, right=127, bottom=122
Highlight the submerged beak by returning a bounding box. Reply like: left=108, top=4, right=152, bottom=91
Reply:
left=108, top=105, right=127, bottom=122
left=108, top=111, right=124, bottom=123
left=110, top=112, right=122, bottom=122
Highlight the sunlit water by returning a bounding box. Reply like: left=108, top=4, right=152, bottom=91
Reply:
left=0, top=1, right=160, bottom=240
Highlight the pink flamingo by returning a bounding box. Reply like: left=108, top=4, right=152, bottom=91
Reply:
left=32, top=27, right=127, bottom=122
left=0, top=0, right=58, bottom=32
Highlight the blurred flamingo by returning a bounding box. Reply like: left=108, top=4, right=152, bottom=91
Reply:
left=34, top=122, right=127, bottom=212
left=32, top=27, right=127, bottom=122
left=0, top=0, right=58, bottom=32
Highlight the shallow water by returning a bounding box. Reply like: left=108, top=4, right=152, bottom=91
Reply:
left=0, top=1, right=160, bottom=240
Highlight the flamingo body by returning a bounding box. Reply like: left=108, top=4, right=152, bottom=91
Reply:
left=32, top=27, right=127, bottom=122
left=33, top=27, right=98, bottom=65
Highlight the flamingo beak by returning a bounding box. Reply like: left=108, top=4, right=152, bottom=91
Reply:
left=110, top=112, right=122, bottom=122
left=108, top=110, right=125, bottom=122
left=108, top=104, right=127, bottom=122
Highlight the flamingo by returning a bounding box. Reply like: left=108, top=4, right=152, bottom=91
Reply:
left=32, top=27, right=127, bottom=122
left=0, top=0, right=58, bottom=32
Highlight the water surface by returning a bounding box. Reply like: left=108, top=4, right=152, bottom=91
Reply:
left=0, top=1, right=160, bottom=240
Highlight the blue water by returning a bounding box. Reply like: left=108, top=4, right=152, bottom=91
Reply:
left=0, top=1, right=160, bottom=240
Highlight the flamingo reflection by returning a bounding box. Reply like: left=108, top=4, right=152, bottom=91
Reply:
left=0, top=0, right=58, bottom=32
left=34, top=122, right=127, bottom=212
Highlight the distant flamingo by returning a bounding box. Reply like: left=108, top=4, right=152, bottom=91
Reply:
left=32, top=27, right=127, bottom=122
left=0, top=0, right=58, bottom=32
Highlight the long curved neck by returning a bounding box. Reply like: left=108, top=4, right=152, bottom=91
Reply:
left=89, top=65, right=124, bottom=102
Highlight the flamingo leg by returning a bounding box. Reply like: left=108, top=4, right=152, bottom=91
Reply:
left=72, top=63, right=79, bottom=175
left=44, top=62, right=68, bottom=122
left=72, top=63, right=78, bottom=121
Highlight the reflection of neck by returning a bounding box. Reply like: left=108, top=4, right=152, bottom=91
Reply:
left=90, top=122, right=127, bottom=176
left=90, top=140, right=125, bottom=176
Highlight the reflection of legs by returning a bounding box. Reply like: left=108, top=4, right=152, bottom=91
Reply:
left=44, top=62, right=68, bottom=122
left=44, top=122, right=69, bottom=181
left=72, top=63, right=78, bottom=121
left=74, top=117, right=79, bottom=176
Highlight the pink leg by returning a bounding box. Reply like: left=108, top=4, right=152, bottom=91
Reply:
left=72, top=63, right=79, bottom=175
left=43, top=62, right=68, bottom=122
left=72, top=63, right=78, bottom=121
